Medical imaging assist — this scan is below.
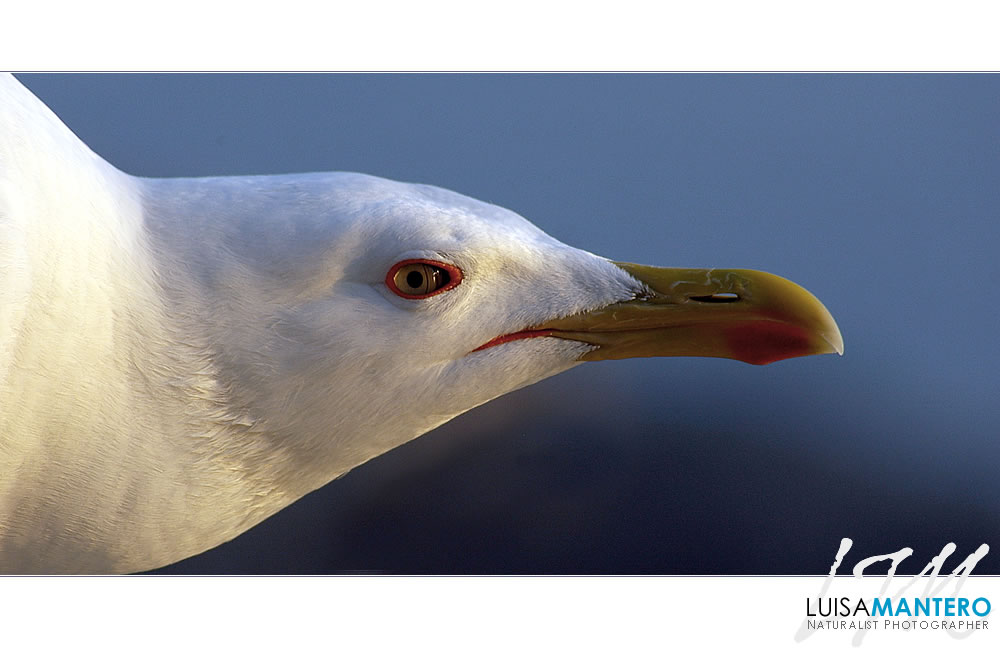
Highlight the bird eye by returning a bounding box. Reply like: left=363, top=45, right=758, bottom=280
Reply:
left=386, top=259, right=463, bottom=299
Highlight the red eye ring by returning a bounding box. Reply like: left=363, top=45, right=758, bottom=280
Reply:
left=385, top=258, right=464, bottom=299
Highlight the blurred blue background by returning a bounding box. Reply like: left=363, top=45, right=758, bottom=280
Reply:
left=17, top=74, right=999, bottom=574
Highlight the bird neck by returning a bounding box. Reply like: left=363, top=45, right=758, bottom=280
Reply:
left=0, top=125, right=296, bottom=571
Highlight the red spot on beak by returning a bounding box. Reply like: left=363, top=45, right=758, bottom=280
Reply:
left=724, top=321, right=815, bottom=365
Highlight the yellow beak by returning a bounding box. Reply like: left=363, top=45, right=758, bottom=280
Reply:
left=538, top=262, right=844, bottom=365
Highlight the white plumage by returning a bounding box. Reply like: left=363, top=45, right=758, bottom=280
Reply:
left=0, top=75, right=841, bottom=573
left=0, top=75, right=648, bottom=573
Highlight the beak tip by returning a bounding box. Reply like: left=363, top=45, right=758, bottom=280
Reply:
left=825, top=330, right=844, bottom=357
left=821, top=315, right=845, bottom=357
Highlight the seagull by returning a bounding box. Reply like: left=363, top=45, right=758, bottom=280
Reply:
left=0, top=74, right=843, bottom=574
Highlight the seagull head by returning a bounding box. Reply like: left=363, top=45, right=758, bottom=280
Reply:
left=157, top=172, right=842, bottom=489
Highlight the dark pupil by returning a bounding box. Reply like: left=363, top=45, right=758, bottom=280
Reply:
left=406, top=270, right=424, bottom=289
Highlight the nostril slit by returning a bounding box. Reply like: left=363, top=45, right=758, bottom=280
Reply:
left=691, top=293, right=740, bottom=303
